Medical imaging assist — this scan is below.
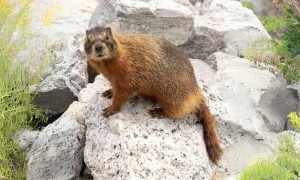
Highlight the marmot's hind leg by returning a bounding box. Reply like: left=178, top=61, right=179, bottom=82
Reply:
left=149, top=108, right=164, bottom=118
left=149, top=107, right=175, bottom=119
left=141, top=94, right=157, bottom=103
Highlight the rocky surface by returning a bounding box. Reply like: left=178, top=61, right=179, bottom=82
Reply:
left=238, top=0, right=280, bottom=18
left=196, top=0, right=271, bottom=57
left=82, top=76, right=214, bottom=179
left=90, top=0, right=194, bottom=46
left=196, top=52, right=289, bottom=178
left=89, top=0, right=269, bottom=60
left=26, top=102, right=87, bottom=179
left=288, top=81, right=300, bottom=100
left=17, top=0, right=98, bottom=115
left=202, top=52, right=283, bottom=137
left=179, top=22, right=226, bottom=59
left=260, top=87, right=299, bottom=132
left=26, top=0, right=271, bottom=115
left=21, top=52, right=297, bottom=179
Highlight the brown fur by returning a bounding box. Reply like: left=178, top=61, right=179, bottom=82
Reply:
left=85, top=27, right=222, bottom=163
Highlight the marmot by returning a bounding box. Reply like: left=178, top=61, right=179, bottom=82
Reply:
left=84, top=27, right=222, bottom=163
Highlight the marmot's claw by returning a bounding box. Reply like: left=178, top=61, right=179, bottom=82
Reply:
left=102, top=89, right=113, bottom=99
left=102, top=105, right=116, bottom=117
left=149, top=108, right=164, bottom=119
left=102, top=106, right=109, bottom=112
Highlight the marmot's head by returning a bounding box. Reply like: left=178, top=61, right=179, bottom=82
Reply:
left=84, top=27, right=117, bottom=61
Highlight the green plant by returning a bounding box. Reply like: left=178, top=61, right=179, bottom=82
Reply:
left=265, top=6, right=300, bottom=83
left=288, top=112, right=300, bottom=131
left=247, top=5, right=300, bottom=84
left=0, top=0, right=46, bottom=178
left=242, top=1, right=253, bottom=10
left=262, top=15, right=286, bottom=32
left=240, top=134, right=300, bottom=180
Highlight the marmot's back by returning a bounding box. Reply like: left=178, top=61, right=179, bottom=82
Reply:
left=116, top=34, right=199, bottom=102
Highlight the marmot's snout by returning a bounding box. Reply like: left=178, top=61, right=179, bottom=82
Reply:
left=94, top=42, right=105, bottom=57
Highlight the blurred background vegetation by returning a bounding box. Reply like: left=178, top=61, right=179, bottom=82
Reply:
left=240, top=1, right=300, bottom=179
left=245, top=0, right=300, bottom=84
left=240, top=133, right=300, bottom=180
left=0, top=0, right=46, bottom=178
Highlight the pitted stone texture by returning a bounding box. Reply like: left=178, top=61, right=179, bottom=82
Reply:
left=194, top=0, right=270, bottom=57
left=18, top=0, right=98, bottom=115
left=288, top=81, right=300, bottom=100
left=260, top=87, right=299, bottom=132
left=82, top=76, right=214, bottom=179
left=15, top=129, right=40, bottom=152
left=89, top=0, right=194, bottom=46
left=179, top=25, right=225, bottom=59
left=27, top=102, right=87, bottom=180
left=192, top=53, right=284, bottom=178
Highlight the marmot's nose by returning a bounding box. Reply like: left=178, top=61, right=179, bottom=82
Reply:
left=95, top=44, right=103, bottom=52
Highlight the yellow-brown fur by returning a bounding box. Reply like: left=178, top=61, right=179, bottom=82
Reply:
left=85, top=27, right=222, bottom=163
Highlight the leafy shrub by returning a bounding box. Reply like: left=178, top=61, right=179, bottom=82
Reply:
left=273, top=0, right=300, bottom=14
left=240, top=134, right=300, bottom=180
left=242, top=2, right=253, bottom=10
left=247, top=4, right=300, bottom=84
left=288, top=112, right=300, bottom=131
left=0, top=0, right=46, bottom=178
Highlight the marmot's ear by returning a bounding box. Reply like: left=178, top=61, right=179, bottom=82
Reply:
left=106, top=27, right=112, bottom=36
left=86, top=29, right=90, bottom=36
left=86, top=30, right=92, bottom=41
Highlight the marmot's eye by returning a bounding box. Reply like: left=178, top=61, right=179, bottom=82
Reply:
left=106, top=36, right=109, bottom=40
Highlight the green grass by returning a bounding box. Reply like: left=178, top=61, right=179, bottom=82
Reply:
left=0, top=0, right=47, bottom=178
left=262, top=15, right=286, bottom=32
left=288, top=112, right=300, bottom=131
left=240, top=134, right=300, bottom=180
left=246, top=5, right=300, bottom=84
left=242, top=1, right=253, bottom=10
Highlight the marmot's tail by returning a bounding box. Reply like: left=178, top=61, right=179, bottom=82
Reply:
left=195, top=104, right=222, bottom=164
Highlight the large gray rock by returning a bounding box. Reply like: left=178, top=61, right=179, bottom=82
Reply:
left=89, top=0, right=194, bottom=46
left=201, top=52, right=282, bottom=137
left=259, top=87, right=299, bottom=132
left=89, top=0, right=116, bottom=28
left=288, top=81, right=300, bottom=100
left=238, top=0, right=280, bottom=19
left=174, top=0, right=199, bottom=14
left=179, top=24, right=225, bottom=59
left=82, top=76, right=214, bottom=179
left=194, top=52, right=284, bottom=178
left=17, top=0, right=98, bottom=115
left=194, top=0, right=270, bottom=57
left=201, top=0, right=280, bottom=19
left=27, top=101, right=87, bottom=180
left=89, top=0, right=269, bottom=60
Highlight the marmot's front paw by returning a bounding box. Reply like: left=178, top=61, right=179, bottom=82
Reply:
left=102, top=89, right=113, bottom=99
left=102, top=105, right=116, bottom=117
